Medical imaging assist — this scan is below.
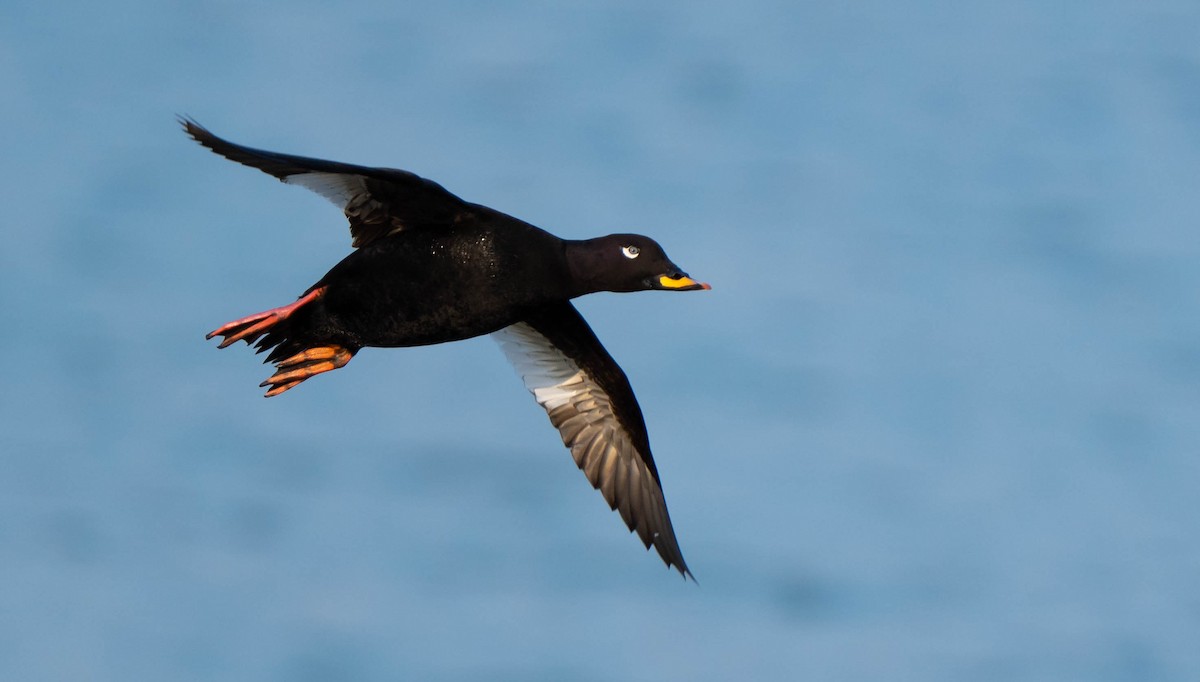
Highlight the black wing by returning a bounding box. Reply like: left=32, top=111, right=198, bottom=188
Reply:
left=492, top=302, right=693, bottom=579
left=181, top=117, right=469, bottom=248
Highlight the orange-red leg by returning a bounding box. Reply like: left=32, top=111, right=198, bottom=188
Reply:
left=260, top=345, right=355, bottom=397
left=206, top=286, right=327, bottom=348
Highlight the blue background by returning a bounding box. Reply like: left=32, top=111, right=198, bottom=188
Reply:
left=3, top=1, right=1198, bottom=680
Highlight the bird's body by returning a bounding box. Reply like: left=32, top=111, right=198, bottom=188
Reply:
left=265, top=217, right=568, bottom=357
left=184, top=119, right=708, bottom=578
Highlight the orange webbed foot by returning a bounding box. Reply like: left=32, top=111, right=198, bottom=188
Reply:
left=260, top=345, right=355, bottom=397
left=206, top=286, right=327, bottom=348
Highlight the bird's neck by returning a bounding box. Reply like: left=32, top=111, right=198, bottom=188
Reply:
left=563, top=239, right=606, bottom=297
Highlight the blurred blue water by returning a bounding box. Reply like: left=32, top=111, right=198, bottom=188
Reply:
left=2, top=1, right=1199, bottom=680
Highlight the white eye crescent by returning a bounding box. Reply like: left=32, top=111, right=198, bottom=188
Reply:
left=622, top=245, right=640, bottom=259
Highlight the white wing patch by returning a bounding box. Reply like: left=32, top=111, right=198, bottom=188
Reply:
left=283, top=171, right=391, bottom=231
left=493, top=322, right=587, bottom=410
left=283, top=171, right=367, bottom=209
left=492, top=320, right=691, bottom=577
left=492, top=320, right=639, bottom=493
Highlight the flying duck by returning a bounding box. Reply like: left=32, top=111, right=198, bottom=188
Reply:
left=183, top=119, right=708, bottom=578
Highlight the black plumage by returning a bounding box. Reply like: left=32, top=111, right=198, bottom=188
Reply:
left=184, top=118, right=709, bottom=578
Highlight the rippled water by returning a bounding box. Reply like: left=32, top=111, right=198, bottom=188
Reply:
left=3, top=2, right=1198, bottom=680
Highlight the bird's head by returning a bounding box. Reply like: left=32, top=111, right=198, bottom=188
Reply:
left=566, top=234, right=711, bottom=295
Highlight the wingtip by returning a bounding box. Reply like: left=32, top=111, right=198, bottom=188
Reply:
left=673, top=554, right=695, bottom=582
left=674, top=561, right=697, bottom=583
left=178, top=115, right=208, bottom=143
left=647, top=534, right=694, bottom=581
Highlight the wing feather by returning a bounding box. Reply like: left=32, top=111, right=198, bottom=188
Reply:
left=492, top=303, right=692, bottom=578
left=181, top=118, right=468, bottom=248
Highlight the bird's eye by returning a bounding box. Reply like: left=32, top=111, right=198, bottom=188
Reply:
left=622, top=245, right=640, bottom=259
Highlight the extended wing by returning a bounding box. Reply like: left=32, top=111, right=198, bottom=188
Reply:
left=493, top=302, right=692, bottom=578
left=182, top=117, right=469, bottom=248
